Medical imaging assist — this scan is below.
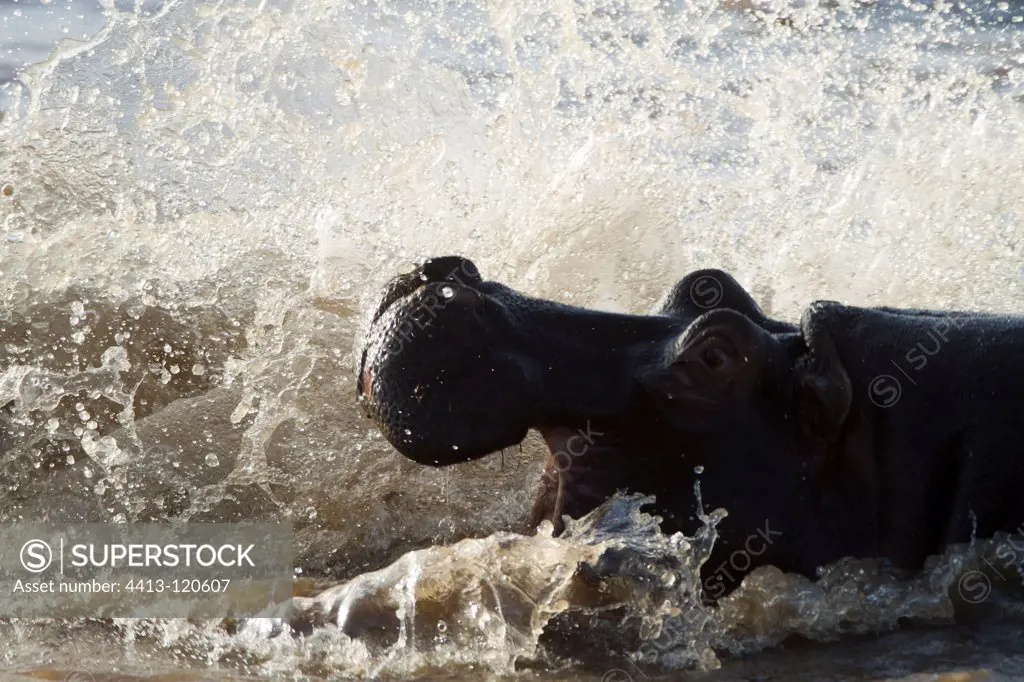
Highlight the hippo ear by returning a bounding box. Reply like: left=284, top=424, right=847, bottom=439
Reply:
left=659, top=269, right=761, bottom=319
left=796, top=304, right=853, bottom=442
left=662, top=309, right=773, bottom=409
left=658, top=269, right=798, bottom=334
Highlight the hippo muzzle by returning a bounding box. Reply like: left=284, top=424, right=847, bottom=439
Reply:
left=357, top=257, right=684, bottom=465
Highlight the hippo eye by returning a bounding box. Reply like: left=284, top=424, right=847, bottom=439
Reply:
left=701, top=346, right=730, bottom=370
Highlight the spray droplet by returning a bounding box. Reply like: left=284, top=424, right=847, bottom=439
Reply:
left=204, top=453, right=220, bottom=467
left=440, top=285, right=455, bottom=299
left=694, top=465, right=704, bottom=474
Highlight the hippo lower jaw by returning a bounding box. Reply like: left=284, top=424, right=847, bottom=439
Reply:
left=531, top=426, right=610, bottom=534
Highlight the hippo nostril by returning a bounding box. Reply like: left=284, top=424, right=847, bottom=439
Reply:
left=419, top=256, right=482, bottom=286
left=426, top=281, right=484, bottom=311
left=371, top=256, right=482, bottom=324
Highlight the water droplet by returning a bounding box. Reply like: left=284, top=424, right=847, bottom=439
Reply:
left=451, top=444, right=459, bottom=450
left=404, top=428, right=412, bottom=435
left=437, top=620, right=448, bottom=633
left=191, top=364, right=206, bottom=376
left=204, top=453, right=220, bottom=467
left=66, top=455, right=76, bottom=465
left=694, top=465, right=704, bottom=474
left=440, top=285, right=455, bottom=299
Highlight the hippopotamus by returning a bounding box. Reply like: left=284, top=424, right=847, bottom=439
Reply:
left=357, top=256, right=1024, bottom=596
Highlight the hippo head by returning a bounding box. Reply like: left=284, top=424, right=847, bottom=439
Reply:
left=358, top=257, right=856, bottom=586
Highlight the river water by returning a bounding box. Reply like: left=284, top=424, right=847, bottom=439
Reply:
left=1, top=0, right=1023, bottom=680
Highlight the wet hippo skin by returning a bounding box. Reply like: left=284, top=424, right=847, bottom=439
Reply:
left=357, top=256, right=1024, bottom=596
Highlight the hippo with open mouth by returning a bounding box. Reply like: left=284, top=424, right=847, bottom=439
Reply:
left=357, top=256, right=1024, bottom=596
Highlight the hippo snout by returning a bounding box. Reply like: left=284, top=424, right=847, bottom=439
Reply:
left=357, top=256, right=684, bottom=466
left=358, top=260, right=540, bottom=465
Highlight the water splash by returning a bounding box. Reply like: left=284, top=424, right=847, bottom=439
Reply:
left=0, top=0, right=1022, bottom=678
